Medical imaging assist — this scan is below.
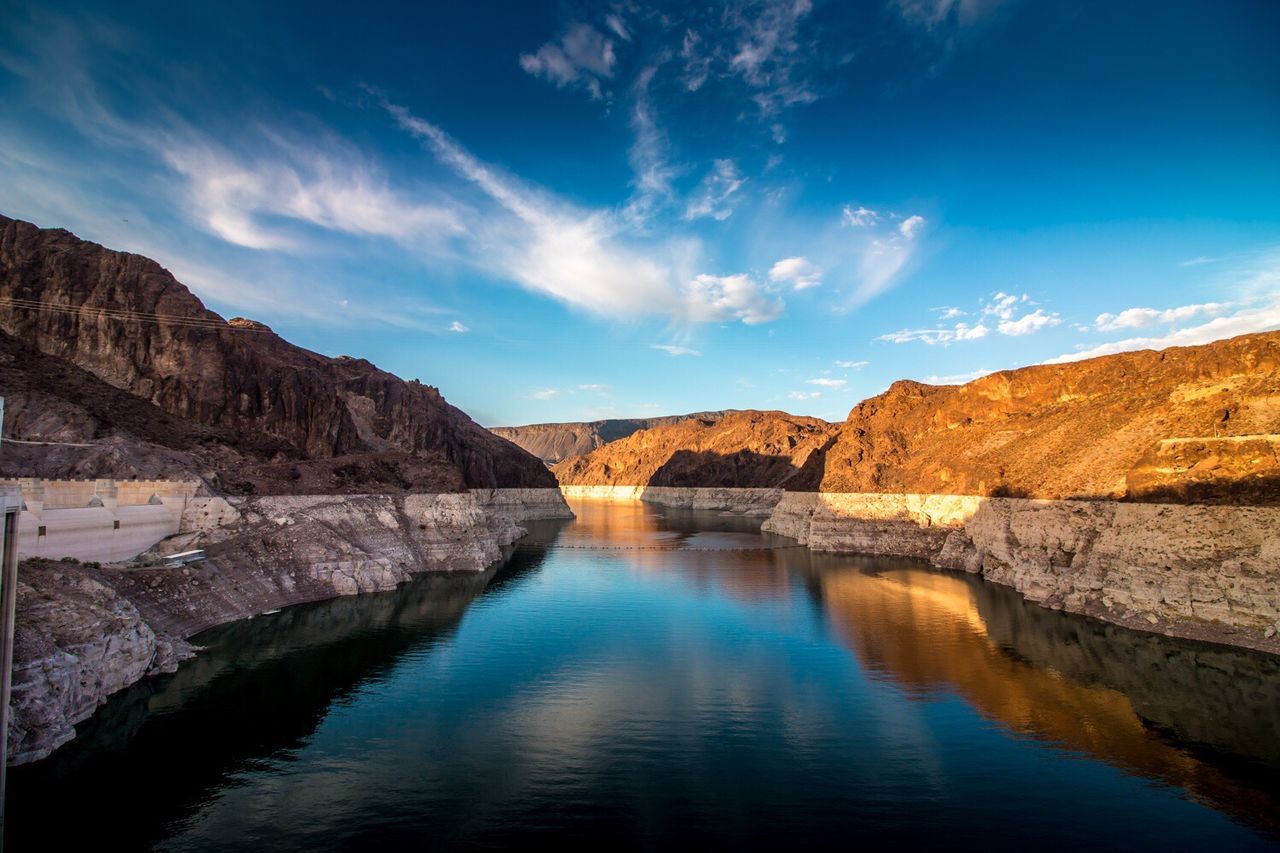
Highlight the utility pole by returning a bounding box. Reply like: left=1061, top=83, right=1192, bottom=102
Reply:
left=0, top=397, right=22, bottom=850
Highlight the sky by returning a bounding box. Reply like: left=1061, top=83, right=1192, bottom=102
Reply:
left=1, top=0, right=1278, bottom=427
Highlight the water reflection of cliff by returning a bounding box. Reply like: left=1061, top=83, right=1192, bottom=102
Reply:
left=561, top=499, right=801, bottom=604
left=802, top=553, right=1280, bottom=833
left=8, top=542, right=558, bottom=851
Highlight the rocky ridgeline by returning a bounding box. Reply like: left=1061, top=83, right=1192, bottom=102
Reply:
left=0, top=214, right=553, bottom=493
left=492, top=411, right=735, bottom=464
left=553, top=410, right=834, bottom=488
left=791, top=330, right=1280, bottom=502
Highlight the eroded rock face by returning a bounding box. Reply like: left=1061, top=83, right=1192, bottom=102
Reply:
left=492, top=412, right=734, bottom=464
left=0, top=215, right=553, bottom=491
left=763, top=492, right=1280, bottom=653
left=8, top=489, right=562, bottom=764
left=553, top=410, right=834, bottom=488
left=791, top=332, right=1280, bottom=502
left=9, top=561, right=191, bottom=765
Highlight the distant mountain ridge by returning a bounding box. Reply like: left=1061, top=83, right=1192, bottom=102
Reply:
left=553, top=410, right=836, bottom=488
left=491, top=411, right=737, bottom=464
left=0, top=214, right=554, bottom=493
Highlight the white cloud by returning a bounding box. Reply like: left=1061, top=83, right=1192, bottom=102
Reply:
left=528, top=388, right=562, bottom=400
left=684, top=159, right=746, bottom=221
left=577, top=383, right=610, bottom=393
left=623, top=65, right=678, bottom=225
left=884, top=293, right=1058, bottom=342
left=449, top=320, right=469, bottom=333
left=981, top=291, right=1027, bottom=321
left=841, top=205, right=879, bottom=227
left=921, top=367, right=995, bottom=385
left=878, top=321, right=989, bottom=345
left=979, top=292, right=1060, bottom=336
left=998, top=307, right=1060, bottom=336
left=604, top=13, right=630, bottom=42
left=682, top=273, right=783, bottom=324
left=849, top=208, right=929, bottom=304
left=788, top=390, right=821, bottom=400
left=1046, top=296, right=1280, bottom=364
left=893, top=0, right=1011, bottom=32
left=651, top=344, right=702, bottom=357
left=386, top=102, right=783, bottom=326
left=1094, top=302, right=1227, bottom=331
left=519, top=23, right=616, bottom=100
left=898, top=214, right=927, bottom=238
left=834, top=359, right=869, bottom=369
left=1180, top=256, right=1218, bottom=267
left=806, top=377, right=847, bottom=388
left=769, top=256, right=822, bottom=290
left=679, top=29, right=711, bottom=92
left=724, top=0, right=819, bottom=116
left=161, top=140, right=464, bottom=252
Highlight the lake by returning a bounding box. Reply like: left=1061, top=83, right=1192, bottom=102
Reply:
left=9, top=498, right=1280, bottom=850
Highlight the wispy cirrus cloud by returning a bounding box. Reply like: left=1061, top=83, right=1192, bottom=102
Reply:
left=806, top=377, right=847, bottom=388
left=652, top=344, right=702, bottom=356
left=684, top=159, right=747, bottom=221
left=385, top=101, right=784, bottom=326
left=161, top=138, right=465, bottom=252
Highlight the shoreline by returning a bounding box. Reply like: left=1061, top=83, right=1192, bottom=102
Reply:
left=9, top=488, right=573, bottom=765
left=566, top=486, right=1280, bottom=657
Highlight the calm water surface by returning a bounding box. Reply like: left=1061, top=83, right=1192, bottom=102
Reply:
left=9, top=499, right=1280, bottom=850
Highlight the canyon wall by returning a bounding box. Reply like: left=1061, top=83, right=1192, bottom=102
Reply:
left=492, top=411, right=734, bottom=464
left=791, top=331, right=1280, bottom=502
left=763, top=492, right=1280, bottom=654
left=554, top=410, right=834, bottom=488
left=9, top=487, right=571, bottom=765
left=0, top=215, right=554, bottom=492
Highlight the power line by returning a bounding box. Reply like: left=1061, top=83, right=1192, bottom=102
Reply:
left=1, top=438, right=100, bottom=447
left=0, top=297, right=267, bottom=331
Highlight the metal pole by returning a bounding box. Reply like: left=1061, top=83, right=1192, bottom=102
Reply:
left=0, top=504, right=15, bottom=843
left=0, top=396, right=14, bottom=850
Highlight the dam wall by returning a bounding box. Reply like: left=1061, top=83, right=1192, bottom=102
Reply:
left=2, top=478, right=202, bottom=563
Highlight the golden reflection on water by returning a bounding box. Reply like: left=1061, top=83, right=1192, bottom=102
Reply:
left=811, top=558, right=1280, bottom=829
left=563, top=498, right=1280, bottom=830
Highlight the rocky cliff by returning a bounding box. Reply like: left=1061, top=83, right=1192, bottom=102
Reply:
left=763, top=492, right=1280, bottom=654
left=9, top=489, right=542, bottom=764
left=792, top=331, right=1280, bottom=502
left=492, top=411, right=734, bottom=464
left=0, top=214, right=554, bottom=492
left=553, top=410, right=834, bottom=488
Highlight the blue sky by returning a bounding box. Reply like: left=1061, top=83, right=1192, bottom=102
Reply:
left=1, top=1, right=1278, bottom=426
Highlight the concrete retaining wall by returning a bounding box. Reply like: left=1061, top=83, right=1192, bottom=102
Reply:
left=559, top=485, right=783, bottom=516
left=2, top=478, right=201, bottom=563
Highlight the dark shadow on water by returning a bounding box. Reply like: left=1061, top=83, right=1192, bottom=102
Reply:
left=4, top=541, right=558, bottom=851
